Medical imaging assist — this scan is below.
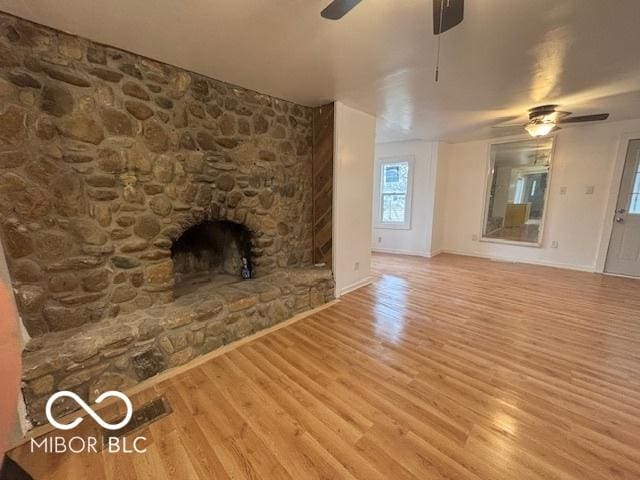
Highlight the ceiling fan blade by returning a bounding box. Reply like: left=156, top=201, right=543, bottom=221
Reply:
left=558, top=113, right=609, bottom=124
left=433, top=0, right=464, bottom=34
left=321, top=0, right=362, bottom=20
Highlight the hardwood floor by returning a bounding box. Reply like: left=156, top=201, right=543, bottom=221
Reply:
left=11, top=253, right=640, bottom=479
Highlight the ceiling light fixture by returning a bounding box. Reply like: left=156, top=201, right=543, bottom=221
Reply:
left=525, top=121, right=555, bottom=137
left=495, top=105, right=610, bottom=137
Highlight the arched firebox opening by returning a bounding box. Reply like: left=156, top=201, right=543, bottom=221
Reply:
left=171, top=220, right=252, bottom=297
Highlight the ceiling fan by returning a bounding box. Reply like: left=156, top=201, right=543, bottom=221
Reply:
left=321, top=0, right=464, bottom=81
left=320, top=0, right=362, bottom=20
left=321, top=0, right=464, bottom=31
left=494, top=105, right=610, bottom=138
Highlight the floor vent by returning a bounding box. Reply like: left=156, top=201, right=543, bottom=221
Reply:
left=101, top=396, right=172, bottom=448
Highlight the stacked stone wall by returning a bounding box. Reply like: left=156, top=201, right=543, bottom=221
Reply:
left=0, top=13, right=315, bottom=337
left=0, top=13, right=335, bottom=426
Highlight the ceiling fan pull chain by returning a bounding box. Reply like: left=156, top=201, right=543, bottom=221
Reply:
left=435, top=41, right=440, bottom=82
left=435, top=0, right=445, bottom=82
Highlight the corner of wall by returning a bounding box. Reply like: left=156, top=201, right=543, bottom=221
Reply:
left=429, top=141, right=450, bottom=255
left=332, top=102, right=376, bottom=297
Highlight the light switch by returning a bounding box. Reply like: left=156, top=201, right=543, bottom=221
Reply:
left=559, top=186, right=568, bottom=195
left=585, top=185, right=595, bottom=195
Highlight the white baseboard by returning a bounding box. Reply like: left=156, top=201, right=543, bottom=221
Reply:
left=372, top=247, right=428, bottom=257
left=338, top=276, right=373, bottom=296
left=372, top=247, right=446, bottom=258
left=441, top=249, right=596, bottom=273
left=602, top=271, right=640, bottom=280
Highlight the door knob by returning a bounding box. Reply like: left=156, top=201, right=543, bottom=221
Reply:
left=615, top=217, right=624, bottom=223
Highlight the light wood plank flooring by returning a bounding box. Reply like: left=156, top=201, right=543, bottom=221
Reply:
left=11, top=253, right=640, bottom=479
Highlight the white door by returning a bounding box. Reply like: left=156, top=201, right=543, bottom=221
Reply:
left=605, top=139, right=640, bottom=277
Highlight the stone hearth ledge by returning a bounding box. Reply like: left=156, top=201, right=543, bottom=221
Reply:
left=21, top=266, right=334, bottom=426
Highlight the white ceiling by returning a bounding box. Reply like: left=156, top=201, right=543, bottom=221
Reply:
left=3, top=0, right=640, bottom=142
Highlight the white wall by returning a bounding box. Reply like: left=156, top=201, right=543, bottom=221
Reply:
left=438, top=119, right=640, bottom=271
left=333, top=102, right=376, bottom=296
left=431, top=142, right=449, bottom=254
left=372, top=141, right=438, bottom=256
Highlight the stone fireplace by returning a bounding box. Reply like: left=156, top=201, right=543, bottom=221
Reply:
left=0, top=13, right=334, bottom=425
left=171, top=220, right=253, bottom=296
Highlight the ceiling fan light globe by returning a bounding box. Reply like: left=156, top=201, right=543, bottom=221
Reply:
left=525, top=122, right=555, bottom=137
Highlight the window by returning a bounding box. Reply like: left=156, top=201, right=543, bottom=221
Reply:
left=482, top=138, right=554, bottom=245
left=630, top=164, right=640, bottom=214
left=378, top=159, right=412, bottom=228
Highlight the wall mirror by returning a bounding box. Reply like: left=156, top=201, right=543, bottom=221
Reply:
left=482, top=137, right=554, bottom=246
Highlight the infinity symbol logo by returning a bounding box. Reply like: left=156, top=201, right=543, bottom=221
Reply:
left=45, top=391, right=133, bottom=431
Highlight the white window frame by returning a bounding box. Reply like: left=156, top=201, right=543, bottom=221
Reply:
left=375, top=155, right=414, bottom=230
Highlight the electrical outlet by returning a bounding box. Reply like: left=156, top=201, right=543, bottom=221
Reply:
left=551, top=240, right=559, bottom=248
left=472, top=234, right=478, bottom=241
left=585, top=185, right=595, bottom=195
left=559, top=186, right=568, bottom=195
left=354, top=262, right=360, bottom=271
left=377, top=236, right=382, bottom=243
